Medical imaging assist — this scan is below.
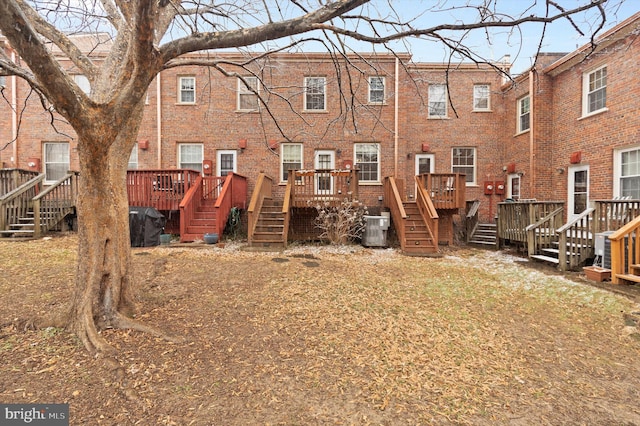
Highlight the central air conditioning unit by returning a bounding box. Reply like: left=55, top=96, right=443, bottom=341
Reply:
left=594, top=231, right=614, bottom=269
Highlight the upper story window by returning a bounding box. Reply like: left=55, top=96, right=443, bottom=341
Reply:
left=618, top=146, right=640, bottom=199
left=452, top=147, right=476, bottom=185
left=517, top=95, right=530, bottom=133
left=368, top=76, right=385, bottom=104
left=583, top=65, right=607, bottom=116
left=281, top=143, right=303, bottom=182
left=428, top=84, right=447, bottom=118
left=178, top=76, right=196, bottom=104
left=473, top=84, right=490, bottom=111
left=178, top=143, right=203, bottom=172
left=73, top=75, right=90, bottom=95
left=128, top=145, right=138, bottom=170
left=43, top=142, right=70, bottom=184
left=354, top=143, right=380, bottom=183
left=237, top=76, right=259, bottom=111
left=304, top=77, right=326, bottom=111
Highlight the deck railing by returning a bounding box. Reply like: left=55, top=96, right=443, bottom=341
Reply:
left=498, top=201, right=564, bottom=243
left=288, top=169, right=359, bottom=207
left=282, top=175, right=293, bottom=247
left=414, top=175, right=439, bottom=246
left=609, top=215, right=640, bottom=284
left=594, top=199, right=640, bottom=233
left=417, top=173, right=466, bottom=210
left=127, top=169, right=201, bottom=210
left=383, top=176, right=408, bottom=251
left=556, top=208, right=595, bottom=271
left=247, top=173, right=274, bottom=245
left=32, top=172, right=79, bottom=237
left=0, top=169, right=41, bottom=196
left=0, top=173, right=44, bottom=232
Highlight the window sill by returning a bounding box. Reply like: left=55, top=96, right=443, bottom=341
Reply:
left=578, top=107, right=608, bottom=121
left=472, top=109, right=493, bottom=113
left=176, top=102, right=197, bottom=106
left=513, top=129, right=530, bottom=137
left=302, top=109, right=328, bottom=113
left=367, top=102, right=387, bottom=106
left=358, top=181, right=382, bottom=186
left=428, top=116, right=450, bottom=120
left=236, top=109, right=260, bottom=113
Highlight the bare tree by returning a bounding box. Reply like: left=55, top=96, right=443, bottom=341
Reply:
left=0, top=0, right=621, bottom=354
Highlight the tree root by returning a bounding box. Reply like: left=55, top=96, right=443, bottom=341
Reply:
left=110, top=312, right=186, bottom=344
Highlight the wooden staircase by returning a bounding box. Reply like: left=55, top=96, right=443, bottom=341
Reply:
left=0, top=209, right=65, bottom=238
left=468, top=223, right=497, bottom=248
left=400, top=202, right=438, bottom=255
left=180, top=198, right=218, bottom=242
left=616, top=264, right=640, bottom=284
left=250, top=198, right=286, bottom=248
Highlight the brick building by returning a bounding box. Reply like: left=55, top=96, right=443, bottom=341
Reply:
left=1, top=11, right=639, bottom=225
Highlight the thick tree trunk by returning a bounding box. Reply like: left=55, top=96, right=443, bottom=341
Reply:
left=65, top=104, right=174, bottom=354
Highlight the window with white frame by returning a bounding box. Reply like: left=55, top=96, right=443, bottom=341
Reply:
left=517, top=95, right=530, bottom=133
left=237, top=76, right=259, bottom=111
left=304, top=77, right=326, bottom=111
left=583, top=65, right=607, bottom=115
left=507, top=174, right=521, bottom=200
left=0, top=76, right=6, bottom=88
left=44, top=142, right=70, bottom=183
left=354, top=143, right=380, bottom=183
left=178, top=143, right=203, bottom=172
left=178, top=76, right=196, bottom=104
left=473, top=84, right=490, bottom=111
left=281, top=143, right=303, bottom=182
left=452, top=147, right=476, bottom=185
left=428, top=84, right=447, bottom=118
left=217, top=150, right=237, bottom=177
left=73, top=75, right=90, bottom=95
left=618, top=147, right=640, bottom=199
left=128, top=145, right=138, bottom=169
left=368, top=76, right=385, bottom=104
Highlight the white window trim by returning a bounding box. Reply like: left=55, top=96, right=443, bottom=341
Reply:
left=517, top=95, right=530, bottom=134
left=473, top=84, right=491, bottom=111
left=177, top=143, right=204, bottom=171
left=128, top=144, right=138, bottom=170
left=507, top=173, right=521, bottom=200
left=581, top=64, right=608, bottom=118
left=368, top=76, right=385, bottom=104
left=304, top=76, right=326, bottom=111
left=428, top=84, right=447, bottom=119
left=281, top=143, right=303, bottom=183
left=613, top=144, right=640, bottom=197
left=178, top=76, right=196, bottom=105
left=217, top=150, right=237, bottom=177
left=451, top=147, right=477, bottom=186
left=43, top=142, right=70, bottom=185
left=237, top=76, right=259, bottom=111
left=354, top=143, right=381, bottom=185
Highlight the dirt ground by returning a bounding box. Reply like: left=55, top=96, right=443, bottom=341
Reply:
left=1, top=234, right=640, bottom=425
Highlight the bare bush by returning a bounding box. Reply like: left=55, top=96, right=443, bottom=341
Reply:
left=312, top=198, right=368, bottom=245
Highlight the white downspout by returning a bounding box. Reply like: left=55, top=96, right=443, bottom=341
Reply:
left=394, top=57, right=399, bottom=179
left=156, top=72, right=162, bottom=168
left=11, top=50, right=18, bottom=167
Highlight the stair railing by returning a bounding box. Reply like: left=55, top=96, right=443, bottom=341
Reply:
left=247, top=173, right=273, bottom=245
left=32, top=171, right=79, bottom=237
left=282, top=172, right=294, bottom=247
left=414, top=175, right=439, bottom=247
left=212, top=173, right=248, bottom=238
left=609, top=215, right=640, bottom=284
left=383, top=177, right=408, bottom=251
left=179, top=175, right=204, bottom=241
left=465, top=200, right=481, bottom=243
left=525, top=206, right=564, bottom=260
left=555, top=208, right=595, bottom=271
left=0, top=173, right=44, bottom=232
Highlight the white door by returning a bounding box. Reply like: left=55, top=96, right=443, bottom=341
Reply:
left=415, top=154, right=435, bottom=175
left=217, top=150, right=237, bottom=177
left=315, top=150, right=335, bottom=195
left=507, top=174, right=521, bottom=200
left=568, top=165, right=589, bottom=220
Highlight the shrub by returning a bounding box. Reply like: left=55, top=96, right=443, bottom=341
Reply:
left=312, top=198, right=368, bottom=245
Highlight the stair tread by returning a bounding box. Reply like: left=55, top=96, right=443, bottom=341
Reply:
left=530, top=254, right=560, bottom=264
left=615, top=274, right=640, bottom=284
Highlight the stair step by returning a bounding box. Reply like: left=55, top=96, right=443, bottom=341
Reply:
left=468, top=240, right=497, bottom=246
left=616, top=274, right=640, bottom=284
left=530, top=254, right=560, bottom=265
